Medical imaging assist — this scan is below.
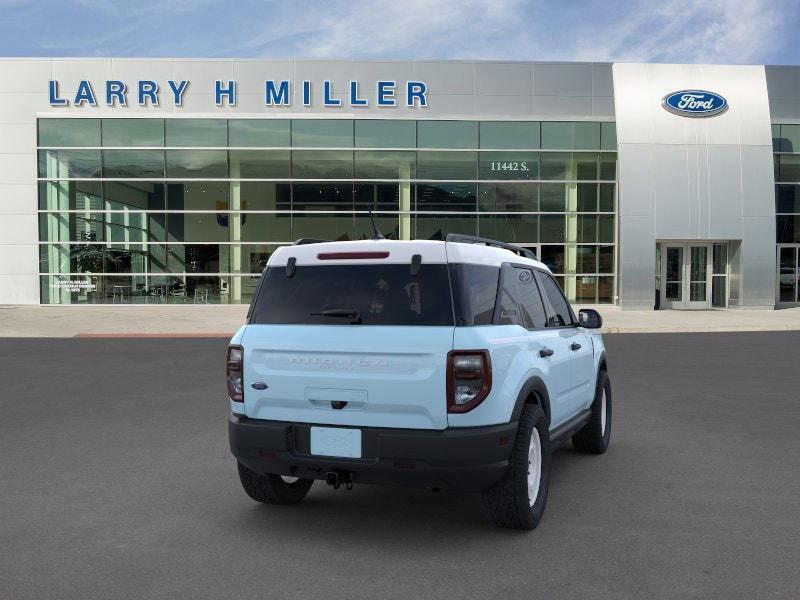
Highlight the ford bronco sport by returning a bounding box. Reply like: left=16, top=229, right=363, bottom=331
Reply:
left=228, top=234, right=611, bottom=530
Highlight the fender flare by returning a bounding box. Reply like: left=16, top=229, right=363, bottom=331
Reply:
left=510, top=376, right=552, bottom=425
left=597, top=350, right=608, bottom=373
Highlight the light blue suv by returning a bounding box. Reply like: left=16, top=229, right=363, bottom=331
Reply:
left=228, top=234, right=611, bottom=530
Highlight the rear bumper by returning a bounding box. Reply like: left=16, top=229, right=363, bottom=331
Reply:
left=229, top=414, right=517, bottom=492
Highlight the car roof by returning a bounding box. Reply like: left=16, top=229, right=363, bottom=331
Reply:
left=268, top=239, right=549, bottom=271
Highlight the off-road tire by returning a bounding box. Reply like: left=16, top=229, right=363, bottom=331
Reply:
left=572, top=370, right=612, bottom=454
left=237, top=462, right=314, bottom=504
left=482, top=403, right=550, bottom=530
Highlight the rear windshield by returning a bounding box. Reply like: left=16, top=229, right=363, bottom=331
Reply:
left=250, top=264, right=454, bottom=326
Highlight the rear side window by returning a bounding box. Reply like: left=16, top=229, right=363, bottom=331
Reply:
left=537, top=271, right=575, bottom=327
left=449, top=263, right=500, bottom=325
left=515, top=268, right=547, bottom=329
left=250, top=264, right=454, bottom=326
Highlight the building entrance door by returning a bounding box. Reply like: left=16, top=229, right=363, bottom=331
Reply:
left=778, top=245, right=799, bottom=304
left=659, top=243, right=712, bottom=309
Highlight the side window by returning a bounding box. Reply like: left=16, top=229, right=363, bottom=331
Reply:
left=495, top=265, right=520, bottom=325
left=515, top=268, right=548, bottom=329
left=536, top=271, right=575, bottom=327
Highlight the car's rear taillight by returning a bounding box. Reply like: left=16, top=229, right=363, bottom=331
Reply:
left=227, top=345, right=244, bottom=403
left=447, top=350, right=492, bottom=413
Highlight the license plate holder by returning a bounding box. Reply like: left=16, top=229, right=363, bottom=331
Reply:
left=310, top=426, right=362, bottom=459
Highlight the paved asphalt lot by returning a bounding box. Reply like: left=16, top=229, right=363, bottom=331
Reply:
left=1, top=333, right=799, bottom=599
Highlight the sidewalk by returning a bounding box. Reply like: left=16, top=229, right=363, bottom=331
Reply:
left=1, top=304, right=800, bottom=337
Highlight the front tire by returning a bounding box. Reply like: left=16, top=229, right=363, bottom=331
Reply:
left=482, top=403, right=550, bottom=530
left=572, top=370, right=612, bottom=454
left=237, top=462, right=314, bottom=505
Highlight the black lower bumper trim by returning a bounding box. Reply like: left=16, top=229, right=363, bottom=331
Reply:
left=229, top=415, right=518, bottom=492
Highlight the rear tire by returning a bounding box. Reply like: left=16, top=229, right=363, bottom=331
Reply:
left=482, top=403, right=550, bottom=530
left=237, top=462, right=314, bottom=505
left=572, top=370, right=612, bottom=454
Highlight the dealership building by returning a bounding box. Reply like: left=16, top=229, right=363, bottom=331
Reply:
left=0, top=58, right=799, bottom=309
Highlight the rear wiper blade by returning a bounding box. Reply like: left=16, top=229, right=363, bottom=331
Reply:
left=310, top=308, right=362, bottom=324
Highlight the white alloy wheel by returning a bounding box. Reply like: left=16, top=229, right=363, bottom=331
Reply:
left=527, top=428, right=543, bottom=506
left=600, top=388, right=607, bottom=434
left=280, top=475, right=300, bottom=484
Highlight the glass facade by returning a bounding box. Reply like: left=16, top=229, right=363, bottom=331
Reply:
left=773, top=124, right=800, bottom=304
left=37, top=118, right=617, bottom=304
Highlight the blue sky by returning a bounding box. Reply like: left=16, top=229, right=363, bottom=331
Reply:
left=1, top=0, right=798, bottom=64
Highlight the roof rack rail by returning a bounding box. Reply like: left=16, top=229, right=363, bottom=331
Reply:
left=294, top=238, right=330, bottom=245
left=445, top=234, right=537, bottom=260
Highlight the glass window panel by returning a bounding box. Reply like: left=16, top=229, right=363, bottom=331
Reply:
left=540, top=245, right=565, bottom=273
left=354, top=120, right=415, bottom=148
left=416, top=151, right=477, bottom=180
left=599, top=183, right=615, bottom=212
left=539, top=183, right=566, bottom=212
left=165, top=150, right=228, bottom=178
left=772, top=124, right=782, bottom=151
left=598, top=245, right=614, bottom=273
left=776, top=215, right=799, bottom=243
left=598, top=214, right=614, bottom=243
left=165, top=119, right=227, bottom=147
left=168, top=212, right=233, bottom=243
left=102, top=119, right=164, bottom=147
left=354, top=183, right=401, bottom=212
left=228, top=119, right=290, bottom=147
left=478, top=183, right=538, bottom=212
left=577, top=215, right=597, bottom=242
left=291, top=120, right=353, bottom=147
left=780, top=125, right=800, bottom=153
left=292, top=183, right=354, bottom=211
left=574, top=122, right=601, bottom=149
left=38, top=149, right=102, bottom=178
left=354, top=151, right=415, bottom=179
left=104, top=182, right=165, bottom=211
left=239, top=244, right=284, bottom=273
left=776, top=185, right=800, bottom=213
left=238, top=212, right=292, bottom=242
left=166, top=244, right=226, bottom=274
left=354, top=214, right=400, bottom=240
left=103, top=150, right=164, bottom=178
left=537, top=271, right=575, bottom=326
left=600, top=152, right=616, bottom=180
left=577, top=183, right=598, bottom=212
left=417, top=121, right=478, bottom=148
left=600, top=122, right=617, bottom=150
left=540, top=122, right=572, bottom=149
left=479, top=152, right=539, bottom=179
left=238, top=181, right=291, bottom=211
left=597, top=276, right=613, bottom=303
left=167, top=182, right=230, bottom=210
left=38, top=119, right=100, bottom=147
left=292, top=213, right=355, bottom=241
left=713, top=243, right=727, bottom=275
left=415, top=214, right=477, bottom=239
left=576, top=153, right=599, bottom=180
left=540, top=153, right=570, bottom=180
left=39, top=181, right=103, bottom=210
left=778, top=154, right=800, bottom=182
left=540, top=215, right=565, bottom=243
left=229, top=150, right=290, bottom=178
left=292, top=150, right=353, bottom=179
left=575, top=276, right=597, bottom=303
left=479, top=122, right=540, bottom=149
left=415, top=183, right=477, bottom=212
left=577, top=245, right=598, bottom=273
left=479, top=214, right=538, bottom=243
left=712, top=275, right=727, bottom=307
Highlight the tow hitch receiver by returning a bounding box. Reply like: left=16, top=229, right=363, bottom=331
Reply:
left=326, top=470, right=354, bottom=490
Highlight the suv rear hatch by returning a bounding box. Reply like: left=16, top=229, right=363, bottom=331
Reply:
left=241, top=242, right=454, bottom=430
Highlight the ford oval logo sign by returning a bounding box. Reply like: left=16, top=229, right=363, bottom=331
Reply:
left=662, top=90, right=728, bottom=117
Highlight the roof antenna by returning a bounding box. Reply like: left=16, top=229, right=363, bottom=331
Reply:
left=368, top=209, right=385, bottom=240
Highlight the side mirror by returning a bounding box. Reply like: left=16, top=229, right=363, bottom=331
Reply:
left=578, top=308, right=603, bottom=329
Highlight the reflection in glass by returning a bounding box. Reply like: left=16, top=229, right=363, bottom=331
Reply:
left=103, top=150, right=164, bottom=178
left=165, top=150, right=228, bottom=178
left=103, top=119, right=164, bottom=147
left=229, top=120, right=290, bottom=147
left=165, top=119, right=227, bottom=147
left=39, top=119, right=101, bottom=147
left=354, top=120, right=415, bottom=148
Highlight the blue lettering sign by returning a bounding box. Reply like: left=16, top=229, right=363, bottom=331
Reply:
left=265, top=80, right=290, bottom=106
left=377, top=81, right=396, bottom=106
left=323, top=81, right=341, bottom=106
left=74, top=80, right=97, bottom=106
left=406, top=81, right=427, bottom=107
left=106, top=80, right=127, bottom=106
left=302, top=80, right=311, bottom=106
left=168, top=80, right=189, bottom=106
left=349, top=81, right=368, bottom=106
left=49, top=80, right=68, bottom=106
left=215, top=80, right=236, bottom=106
left=138, top=80, right=159, bottom=106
